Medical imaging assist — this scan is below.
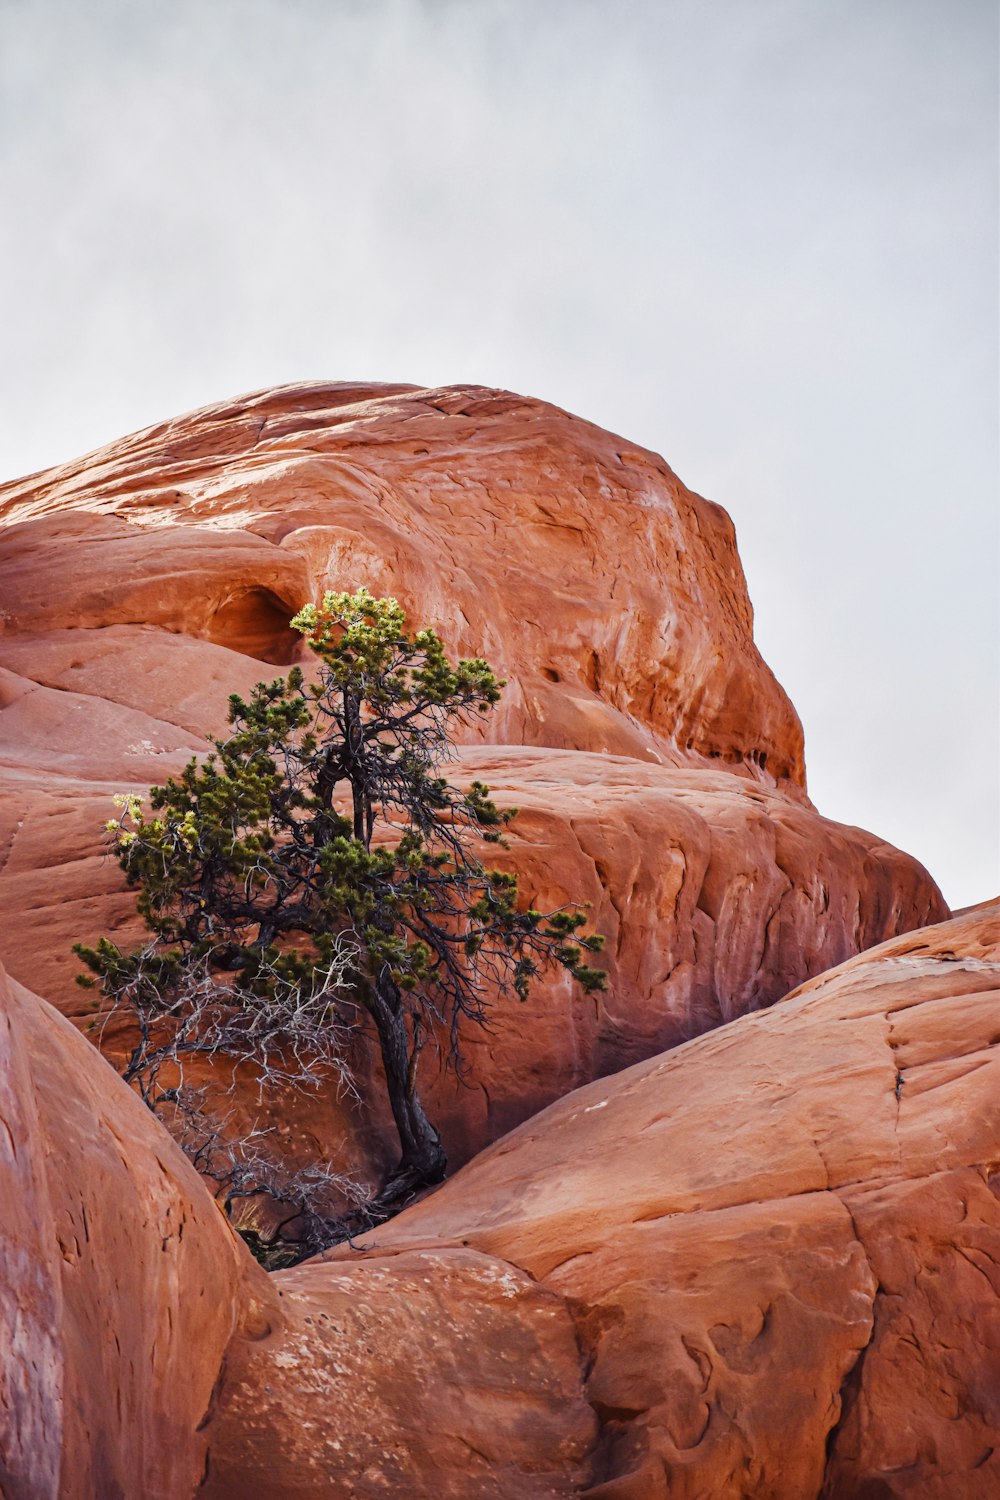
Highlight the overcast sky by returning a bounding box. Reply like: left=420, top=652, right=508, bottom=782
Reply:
left=1, top=0, right=997, bottom=908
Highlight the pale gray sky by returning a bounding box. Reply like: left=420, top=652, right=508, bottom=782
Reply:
left=1, top=0, right=997, bottom=908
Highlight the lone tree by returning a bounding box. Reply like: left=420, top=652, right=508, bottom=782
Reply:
left=76, top=589, right=604, bottom=1240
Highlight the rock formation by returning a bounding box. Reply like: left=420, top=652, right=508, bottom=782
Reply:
left=0, top=384, right=946, bottom=1186
left=0, top=961, right=597, bottom=1500
left=0, top=382, right=991, bottom=1498
left=0, top=960, right=244, bottom=1500
left=300, top=900, right=1000, bottom=1500
left=0, top=382, right=807, bottom=778
left=6, top=896, right=996, bottom=1499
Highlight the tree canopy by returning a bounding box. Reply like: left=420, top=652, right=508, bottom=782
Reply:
left=76, top=587, right=605, bottom=1253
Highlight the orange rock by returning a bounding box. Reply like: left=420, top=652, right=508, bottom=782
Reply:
left=1, top=384, right=979, bottom=1497
left=8, top=900, right=994, bottom=1497
left=320, top=902, right=1000, bottom=1498
left=0, top=381, right=807, bottom=779
left=407, top=745, right=946, bottom=1179
left=0, top=960, right=246, bottom=1499
left=202, top=1250, right=596, bottom=1500
left=0, top=963, right=598, bottom=1500
left=0, top=383, right=946, bottom=1187
left=0, top=740, right=946, bottom=1189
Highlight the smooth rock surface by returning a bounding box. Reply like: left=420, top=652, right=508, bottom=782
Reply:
left=0, top=381, right=807, bottom=779
left=322, top=902, right=1000, bottom=1499
left=0, top=961, right=246, bottom=1500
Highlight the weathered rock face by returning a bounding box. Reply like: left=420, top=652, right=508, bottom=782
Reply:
left=0, top=740, right=945, bottom=1189
left=0, top=383, right=946, bottom=1188
left=0, top=961, right=246, bottom=1500
left=0, top=382, right=805, bottom=779
left=384, top=745, right=944, bottom=1183
left=0, top=965, right=600, bottom=1500
left=202, top=1250, right=596, bottom=1500
left=315, top=902, right=1000, bottom=1499
left=0, top=834, right=989, bottom=1495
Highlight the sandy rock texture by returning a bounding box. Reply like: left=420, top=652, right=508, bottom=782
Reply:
left=0, top=965, right=599, bottom=1500
left=202, top=1249, right=596, bottom=1500
left=0, top=383, right=945, bottom=1184
left=319, top=902, right=1000, bottom=1499
left=0, top=960, right=245, bottom=1500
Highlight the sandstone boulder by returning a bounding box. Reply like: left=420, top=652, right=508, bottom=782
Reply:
left=202, top=1250, right=595, bottom=1500
left=0, top=961, right=245, bottom=1499
left=315, top=902, right=1000, bottom=1499
left=0, top=964, right=599, bottom=1500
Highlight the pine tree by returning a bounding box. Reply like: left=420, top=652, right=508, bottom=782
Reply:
left=76, top=589, right=604, bottom=1243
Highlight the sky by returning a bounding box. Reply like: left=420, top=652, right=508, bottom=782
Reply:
left=0, top=0, right=997, bottom=908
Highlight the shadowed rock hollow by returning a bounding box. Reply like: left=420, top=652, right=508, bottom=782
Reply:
left=0, top=383, right=946, bottom=1187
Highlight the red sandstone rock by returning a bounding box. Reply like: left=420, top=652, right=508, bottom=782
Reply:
left=0, top=961, right=246, bottom=1499
left=7, top=905, right=996, bottom=1498
left=2, top=384, right=979, bottom=1498
left=0, top=381, right=806, bottom=779
left=320, top=902, right=1000, bottom=1499
left=202, top=1250, right=596, bottom=1500
left=0, top=964, right=598, bottom=1500
left=0, top=383, right=946, bottom=1190
left=0, top=738, right=946, bottom=1190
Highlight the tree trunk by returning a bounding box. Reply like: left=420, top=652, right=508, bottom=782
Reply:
left=341, top=690, right=370, bottom=844
left=367, top=975, right=447, bottom=1206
